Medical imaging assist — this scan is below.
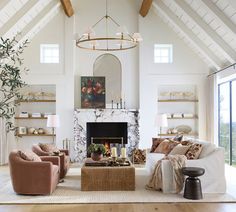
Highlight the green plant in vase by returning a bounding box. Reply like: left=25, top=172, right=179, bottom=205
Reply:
left=88, top=143, right=106, bottom=161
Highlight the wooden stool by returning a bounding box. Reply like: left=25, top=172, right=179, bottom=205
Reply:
left=182, top=167, right=205, bottom=200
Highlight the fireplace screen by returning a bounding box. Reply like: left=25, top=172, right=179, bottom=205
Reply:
left=87, top=122, right=128, bottom=157
left=91, top=137, right=124, bottom=157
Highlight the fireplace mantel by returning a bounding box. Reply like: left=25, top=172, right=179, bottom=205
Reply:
left=74, top=109, right=139, bottom=163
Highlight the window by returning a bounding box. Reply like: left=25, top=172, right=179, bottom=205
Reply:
left=154, top=44, right=173, bottom=63
left=218, top=79, right=236, bottom=166
left=40, top=44, right=59, bottom=63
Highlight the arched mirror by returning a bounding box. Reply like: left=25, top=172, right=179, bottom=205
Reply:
left=93, top=54, right=121, bottom=105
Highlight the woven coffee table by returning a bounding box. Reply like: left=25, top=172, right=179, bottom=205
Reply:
left=81, top=158, right=135, bottom=191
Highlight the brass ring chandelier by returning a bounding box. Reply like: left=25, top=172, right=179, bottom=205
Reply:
left=76, top=0, right=142, bottom=51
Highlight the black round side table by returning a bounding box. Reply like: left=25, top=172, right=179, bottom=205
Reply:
left=182, top=167, right=205, bottom=200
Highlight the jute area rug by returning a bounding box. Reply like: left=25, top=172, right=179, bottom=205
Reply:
left=0, top=167, right=235, bottom=204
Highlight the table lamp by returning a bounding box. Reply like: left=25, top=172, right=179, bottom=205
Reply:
left=47, top=115, right=60, bottom=143
left=155, top=114, right=168, bottom=137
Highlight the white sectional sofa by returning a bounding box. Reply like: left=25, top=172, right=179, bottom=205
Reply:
left=145, top=139, right=226, bottom=193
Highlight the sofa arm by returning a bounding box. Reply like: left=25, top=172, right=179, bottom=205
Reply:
left=60, top=149, right=69, bottom=156
left=40, top=156, right=60, bottom=166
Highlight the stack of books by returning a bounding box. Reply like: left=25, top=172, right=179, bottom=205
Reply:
left=31, top=113, right=41, bottom=118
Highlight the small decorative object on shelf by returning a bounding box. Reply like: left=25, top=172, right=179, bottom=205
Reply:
left=44, top=112, right=53, bottom=118
left=31, top=112, right=41, bottom=118
left=18, top=127, right=27, bottom=135
left=111, top=100, right=114, bottom=109
left=19, top=112, right=29, bottom=118
left=28, top=127, right=35, bottom=134
left=38, top=128, right=45, bottom=134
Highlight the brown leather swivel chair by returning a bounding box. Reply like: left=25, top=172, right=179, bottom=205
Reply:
left=9, top=151, right=60, bottom=195
left=32, top=144, right=70, bottom=179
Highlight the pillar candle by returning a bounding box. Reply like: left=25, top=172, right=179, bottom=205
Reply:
left=111, top=147, right=117, bottom=157
left=121, top=147, right=126, bottom=158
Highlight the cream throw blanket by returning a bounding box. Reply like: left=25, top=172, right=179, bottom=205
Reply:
left=146, top=155, right=187, bottom=193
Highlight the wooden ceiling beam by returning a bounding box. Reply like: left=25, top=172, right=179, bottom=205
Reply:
left=140, top=0, right=153, bottom=17
left=60, top=0, right=74, bottom=17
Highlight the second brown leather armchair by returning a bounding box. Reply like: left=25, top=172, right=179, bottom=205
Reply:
left=32, top=144, right=70, bottom=179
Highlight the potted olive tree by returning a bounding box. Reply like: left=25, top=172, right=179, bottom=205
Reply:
left=0, top=35, right=28, bottom=165
left=0, top=35, right=29, bottom=131
left=88, top=143, right=106, bottom=161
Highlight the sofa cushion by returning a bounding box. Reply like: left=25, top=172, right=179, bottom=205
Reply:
left=184, top=139, right=216, bottom=158
left=185, top=143, right=203, bottom=159
left=169, top=144, right=190, bottom=155
left=181, top=140, right=193, bottom=146
left=39, top=143, right=59, bottom=153
left=19, top=150, right=42, bottom=162
left=173, top=134, right=183, bottom=142
left=150, top=138, right=165, bottom=153
left=154, top=140, right=179, bottom=155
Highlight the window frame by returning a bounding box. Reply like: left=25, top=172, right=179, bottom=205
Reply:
left=218, top=78, right=236, bottom=165
left=40, top=44, right=60, bottom=64
left=154, top=44, right=173, bottom=64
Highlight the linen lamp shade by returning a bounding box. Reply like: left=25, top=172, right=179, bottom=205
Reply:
left=155, top=114, right=168, bottom=127
left=47, top=115, right=60, bottom=128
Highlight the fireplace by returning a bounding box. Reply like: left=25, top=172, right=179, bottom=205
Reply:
left=86, top=122, right=128, bottom=157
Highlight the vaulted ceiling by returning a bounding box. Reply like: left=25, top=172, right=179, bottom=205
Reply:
left=0, top=0, right=235, bottom=72
left=149, top=0, right=236, bottom=71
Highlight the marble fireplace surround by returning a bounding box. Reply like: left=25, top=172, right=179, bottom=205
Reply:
left=74, top=109, right=139, bottom=163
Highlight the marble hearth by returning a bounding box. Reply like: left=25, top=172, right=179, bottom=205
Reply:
left=74, top=109, right=139, bottom=163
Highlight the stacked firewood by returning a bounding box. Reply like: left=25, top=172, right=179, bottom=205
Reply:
left=132, top=149, right=146, bottom=164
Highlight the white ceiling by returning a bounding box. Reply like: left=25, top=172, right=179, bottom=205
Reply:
left=0, top=0, right=235, bottom=71
left=152, top=0, right=236, bottom=71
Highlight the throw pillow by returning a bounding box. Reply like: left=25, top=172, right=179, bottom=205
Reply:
left=39, top=143, right=59, bottom=153
left=181, top=140, right=193, bottom=146
left=150, top=138, right=165, bottom=153
left=19, top=150, right=42, bottom=162
left=185, top=143, right=203, bottom=159
left=173, top=134, right=184, bottom=142
left=168, top=144, right=190, bottom=155
left=154, top=139, right=179, bottom=155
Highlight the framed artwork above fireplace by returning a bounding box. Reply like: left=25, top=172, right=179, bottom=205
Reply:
left=81, top=76, right=105, bottom=108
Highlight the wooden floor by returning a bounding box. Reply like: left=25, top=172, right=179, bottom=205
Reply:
left=0, top=203, right=236, bottom=212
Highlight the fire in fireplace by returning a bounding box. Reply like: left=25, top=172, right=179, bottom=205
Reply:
left=86, top=122, right=128, bottom=157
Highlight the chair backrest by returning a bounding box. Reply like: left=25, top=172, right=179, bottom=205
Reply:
left=32, top=144, right=49, bottom=156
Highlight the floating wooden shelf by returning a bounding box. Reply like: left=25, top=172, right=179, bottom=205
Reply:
left=15, top=117, right=48, bottom=120
left=158, top=133, right=198, bottom=136
left=17, top=100, right=56, bottom=103
left=158, top=99, right=198, bottom=102
left=16, top=134, right=55, bottom=137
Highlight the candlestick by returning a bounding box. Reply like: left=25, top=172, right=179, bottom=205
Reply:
left=117, top=103, right=119, bottom=109
left=111, top=100, right=113, bottom=109
left=120, top=98, right=122, bottom=109
left=111, top=147, right=117, bottom=157
left=121, top=147, right=126, bottom=158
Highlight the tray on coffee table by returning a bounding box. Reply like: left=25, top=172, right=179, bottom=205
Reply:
left=84, top=157, right=131, bottom=167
